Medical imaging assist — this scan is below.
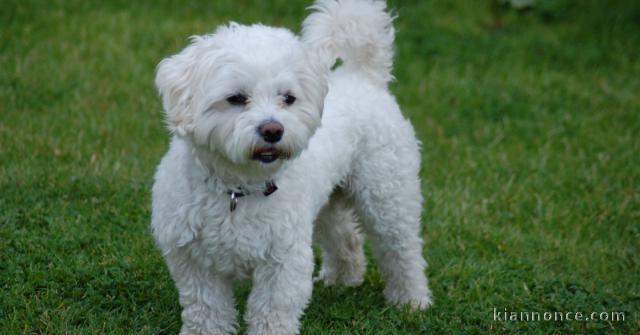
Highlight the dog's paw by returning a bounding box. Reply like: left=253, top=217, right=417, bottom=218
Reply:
left=405, top=294, right=433, bottom=311
left=385, top=289, right=433, bottom=311
left=314, top=269, right=338, bottom=285
left=314, top=267, right=364, bottom=287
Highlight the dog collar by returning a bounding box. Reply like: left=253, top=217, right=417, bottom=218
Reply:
left=227, top=180, right=278, bottom=211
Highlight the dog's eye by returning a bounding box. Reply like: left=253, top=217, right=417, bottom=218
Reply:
left=226, top=94, right=248, bottom=106
left=283, top=94, right=296, bottom=106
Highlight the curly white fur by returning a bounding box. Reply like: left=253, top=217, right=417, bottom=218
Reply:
left=152, top=1, right=432, bottom=334
left=303, top=0, right=396, bottom=85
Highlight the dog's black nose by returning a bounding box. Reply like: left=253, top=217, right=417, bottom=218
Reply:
left=258, top=121, right=284, bottom=143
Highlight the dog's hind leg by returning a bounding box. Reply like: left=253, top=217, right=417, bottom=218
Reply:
left=350, top=138, right=433, bottom=309
left=313, top=189, right=366, bottom=287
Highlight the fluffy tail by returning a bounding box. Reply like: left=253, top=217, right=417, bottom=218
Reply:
left=302, top=0, right=395, bottom=86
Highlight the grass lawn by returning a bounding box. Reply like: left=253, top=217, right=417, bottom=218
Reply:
left=1, top=0, right=639, bottom=333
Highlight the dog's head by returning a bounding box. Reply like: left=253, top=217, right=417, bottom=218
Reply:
left=156, top=23, right=328, bottom=178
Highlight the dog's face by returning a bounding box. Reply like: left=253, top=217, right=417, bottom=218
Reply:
left=156, top=23, right=328, bottom=177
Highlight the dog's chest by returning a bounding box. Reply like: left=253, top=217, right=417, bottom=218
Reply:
left=190, top=199, right=276, bottom=278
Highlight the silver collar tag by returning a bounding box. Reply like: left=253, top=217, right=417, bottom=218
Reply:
left=227, top=180, right=277, bottom=212
left=229, top=191, right=243, bottom=212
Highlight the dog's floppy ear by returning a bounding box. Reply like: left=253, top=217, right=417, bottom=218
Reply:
left=155, top=37, right=203, bottom=136
left=301, top=54, right=329, bottom=118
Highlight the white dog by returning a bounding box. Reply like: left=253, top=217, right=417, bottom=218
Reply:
left=151, top=0, right=432, bottom=334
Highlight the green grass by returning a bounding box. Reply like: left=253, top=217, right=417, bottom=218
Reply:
left=1, top=0, right=639, bottom=333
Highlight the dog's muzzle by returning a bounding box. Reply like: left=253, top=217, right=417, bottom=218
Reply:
left=258, top=121, right=284, bottom=143
left=252, top=147, right=290, bottom=163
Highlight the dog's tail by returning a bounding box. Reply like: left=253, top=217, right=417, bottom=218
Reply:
left=302, top=0, right=395, bottom=86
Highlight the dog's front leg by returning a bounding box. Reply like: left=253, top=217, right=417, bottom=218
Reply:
left=244, top=244, right=314, bottom=335
left=166, top=251, right=237, bottom=335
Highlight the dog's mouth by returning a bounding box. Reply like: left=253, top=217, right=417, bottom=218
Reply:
left=252, top=147, right=290, bottom=164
